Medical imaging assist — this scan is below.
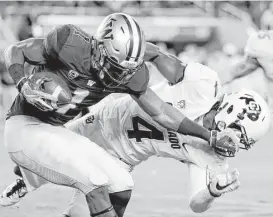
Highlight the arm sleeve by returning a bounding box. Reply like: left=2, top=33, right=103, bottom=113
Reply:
left=188, top=163, right=216, bottom=213
left=43, top=25, right=71, bottom=60
left=43, top=24, right=90, bottom=70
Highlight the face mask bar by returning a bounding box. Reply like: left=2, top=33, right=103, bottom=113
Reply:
left=95, top=43, right=144, bottom=88
left=214, top=119, right=254, bottom=158
left=227, top=122, right=254, bottom=150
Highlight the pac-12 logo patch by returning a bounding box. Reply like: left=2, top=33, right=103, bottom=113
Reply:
left=87, top=80, right=96, bottom=87
left=177, top=100, right=186, bottom=109
left=85, top=115, right=95, bottom=124
left=68, top=70, right=79, bottom=80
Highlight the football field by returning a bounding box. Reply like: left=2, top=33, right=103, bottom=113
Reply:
left=0, top=121, right=272, bottom=217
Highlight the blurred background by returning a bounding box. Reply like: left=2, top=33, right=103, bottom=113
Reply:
left=0, top=0, right=272, bottom=114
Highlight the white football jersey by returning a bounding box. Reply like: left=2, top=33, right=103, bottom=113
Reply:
left=66, top=62, right=226, bottom=173
left=68, top=96, right=227, bottom=173
left=152, top=62, right=222, bottom=121
left=245, top=30, right=273, bottom=80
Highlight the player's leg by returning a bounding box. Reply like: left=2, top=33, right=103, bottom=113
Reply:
left=85, top=188, right=132, bottom=217
left=0, top=177, right=27, bottom=207
left=109, top=190, right=132, bottom=217
left=14, top=165, right=22, bottom=177
left=63, top=189, right=89, bottom=217
left=86, top=186, right=117, bottom=217
left=0, top=165, right=48, bottom=207
left=5, top=116, right=107, bottom=193
left=62, top=157, right=133, bottom=217
left=0, top=165, right=24, bottom=207
left=63, top=189, right=132, bottom=217
left=4, top=115, right=131, bottom=216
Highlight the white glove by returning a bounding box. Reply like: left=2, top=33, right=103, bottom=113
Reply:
left=208, top=168, right=241, bottom=197
left=210, top=128, right=241, bottom=157
left=17, top=77, right=58, bottom=112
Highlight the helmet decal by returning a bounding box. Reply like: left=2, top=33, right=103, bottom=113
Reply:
left=214, top=89, right=271, bottom=151
left=239, top=94, right=261, bottom=121
left=100, top=18, right=116, bottom=40
left=120, top=14, right=144, bottom=62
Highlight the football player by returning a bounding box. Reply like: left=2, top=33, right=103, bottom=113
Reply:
left=2, top=13, right=240, bottom=217
left=61, top=63, right=270, bottom=216
left=223, top=30, right=273, bottom=108
left=3, top=63, right=268, bottom=217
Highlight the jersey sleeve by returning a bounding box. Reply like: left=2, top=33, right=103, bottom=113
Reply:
left=154, top=62, right=222, bottom=121
left=43, top=25, right=71, bottom=60
left=125, top=63, right=150, bottom=95
left=43, top=24, right=91, bottom=69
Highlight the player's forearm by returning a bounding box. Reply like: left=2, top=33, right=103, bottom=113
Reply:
left=178, top=117, right=210, bottom=141
left=144, top=42, right=185, bottom=84
left=154, top=102, right=210, bottom=141
left=134, top=88, right=210, bottom=142
left=189, top=188, right=215, bottom=213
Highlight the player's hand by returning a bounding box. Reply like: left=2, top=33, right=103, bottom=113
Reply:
left=17, top=77, right=58, bottom=111
left=209, top=129, right=240, bottom=157
left=208, top=168, right=240, bottom=197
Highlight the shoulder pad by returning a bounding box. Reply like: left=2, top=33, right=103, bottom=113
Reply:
left=184, top=62, right=220, bottom=82
left=44, top=25, right=71, bottom=57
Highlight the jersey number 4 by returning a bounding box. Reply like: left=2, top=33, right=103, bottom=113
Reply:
left=127, top=116, right=164, bottom=142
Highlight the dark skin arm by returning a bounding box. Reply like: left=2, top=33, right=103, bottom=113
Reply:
left=141, top=42, right=210, bottom=141
left=144, top=42, right=186, bottom=85
left=4, top=38, right=46, bottom=85
left=131, top=88, right=211, bottom=141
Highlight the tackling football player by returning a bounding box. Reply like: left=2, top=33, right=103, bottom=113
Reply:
left=61, top=63, right=270, bottom=216
left=2, top=13, right=239, bottom=217
left=2, top=63, right=268, bottom=217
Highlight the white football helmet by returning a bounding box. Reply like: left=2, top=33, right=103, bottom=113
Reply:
left=93, top=13, right=146, bottom=88
left=215, top=89, right=271, bottom=150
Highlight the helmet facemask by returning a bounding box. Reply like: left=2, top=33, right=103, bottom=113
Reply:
left=92, top=41, right=143, bottom=88
left=222, top=122, right=255, bottom=150
left=213, top=92, right=265, bottom=156
left=92, top=13, right=146, bottom=88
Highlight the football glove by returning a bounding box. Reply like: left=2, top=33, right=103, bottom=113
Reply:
left=208, top=168, right=240, bottom=197
left=17, top=77, right=58, bottom=112
left=210, top=129, right=240, bottom=157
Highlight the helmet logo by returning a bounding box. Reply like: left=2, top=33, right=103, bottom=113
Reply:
left=101, top=18, right=116, bottom=40
left=239, top=95, right=261, bottom=121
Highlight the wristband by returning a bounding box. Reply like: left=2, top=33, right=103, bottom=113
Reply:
left=16, top=77, right=27, bottom=92
left=210, top=130, right=217, bottom=148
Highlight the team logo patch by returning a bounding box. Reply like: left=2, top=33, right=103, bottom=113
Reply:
left=85, top=115, right=95, bottom=124
left=177, top=100, right=186, bottom=109
left=87, top=80, right=96, bottom=87
left=68, top=70, right=79, bottom=80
